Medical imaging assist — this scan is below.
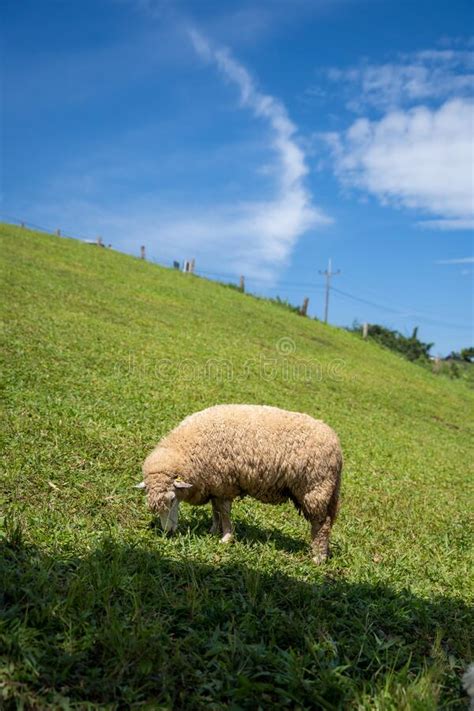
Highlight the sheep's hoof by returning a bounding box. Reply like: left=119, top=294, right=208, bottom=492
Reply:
left=312, top=552, right=328, bottom=565
left=220, top=533, right=234, bottom=544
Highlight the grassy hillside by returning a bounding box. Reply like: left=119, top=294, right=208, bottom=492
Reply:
left=1, top=223, right=472, bottom=710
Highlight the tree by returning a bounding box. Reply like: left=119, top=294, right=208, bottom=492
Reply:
left=349, top=322, right=433, bottom=363
left=460, top=346, right=474, bottom=362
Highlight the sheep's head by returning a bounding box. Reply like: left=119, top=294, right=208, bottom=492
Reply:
left=142, top=446, right=192, bottom=534
left=148, top=481, right=193, bottom=534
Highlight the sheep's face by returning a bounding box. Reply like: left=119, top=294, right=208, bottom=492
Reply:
left=155, top=490, right=180, bottom=534
left=149, top=482, right=193, bottom=534
left=143, top=447, right=193, bottom=533
left=151, top=480, right=191, bottom=533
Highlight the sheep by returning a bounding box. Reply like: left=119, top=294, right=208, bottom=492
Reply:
left=139, top=404, right=343, bottom=563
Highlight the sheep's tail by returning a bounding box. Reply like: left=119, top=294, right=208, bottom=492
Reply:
left=327, top=469, right=342, bottom=525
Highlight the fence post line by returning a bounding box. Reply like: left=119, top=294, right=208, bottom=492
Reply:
left=300, top=297, right=309, bottom=316
left=239, top=276, right=245, bottom=293
left=362, top=322, right=369, bottom=339
left=56, top=229, right=61, bottom=237
left=140, top=245, right=146, bottom=260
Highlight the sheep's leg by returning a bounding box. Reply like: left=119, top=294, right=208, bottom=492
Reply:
left=210, top=499, right=221, bottom=535
left=310, top=514, right=332, bottom=564
left=211, top=498, right=233, bottom=544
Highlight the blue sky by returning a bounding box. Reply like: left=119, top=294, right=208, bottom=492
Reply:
left=2, top=0, right=473, bottom=354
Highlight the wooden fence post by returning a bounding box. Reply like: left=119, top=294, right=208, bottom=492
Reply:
left=190, top=258, right=195, bottom=273
left=56, top=229, right=61, bottom=237
left=140, top=245, right=146, bottom=260
left=96, top=236, right=103, bottom=247
left=239, top=276, right=245, bottom=293
left=362, top=322, right=369, bottom=339
left=300, top=297, right=309, bottom=316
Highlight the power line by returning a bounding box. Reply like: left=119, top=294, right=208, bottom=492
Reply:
left=331, top=286, right=471, bottom=330
left=332, top=286, right=404, bottom=316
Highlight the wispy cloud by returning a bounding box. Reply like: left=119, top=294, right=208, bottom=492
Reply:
left=22, top=26, right=330, bottom=281
left=131, top=0, right=352, bottom=56
left=435, top=257, right=474, bottom=265
left=188, top=28, right=311, bottom=194
left=149, top=27, right=331, bottom=279
left=323, top=48, right=474, bottom=112
left=420, top=219, right=474, bottom=231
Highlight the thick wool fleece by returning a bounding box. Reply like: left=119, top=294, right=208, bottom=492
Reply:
left=142, top=404, right=343, bottom=560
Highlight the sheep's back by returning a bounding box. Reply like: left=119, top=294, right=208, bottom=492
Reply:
left=164, top=405, right=342, bottom=498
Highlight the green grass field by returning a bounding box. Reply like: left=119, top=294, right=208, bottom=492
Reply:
left=1, top=223, right=473, bottom=709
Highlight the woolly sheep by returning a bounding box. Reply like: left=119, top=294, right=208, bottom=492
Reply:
left=139, top=404, right=343, bottom=563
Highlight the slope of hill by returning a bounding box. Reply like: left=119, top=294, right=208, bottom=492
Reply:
left=1, top=223, right=472, bottom=709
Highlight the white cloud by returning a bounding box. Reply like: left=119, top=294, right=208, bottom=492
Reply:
left=326, top=99, right=474, bottom=228
left=312, top=45, right=474, bottom=229
left=188, top=28, right=310, bottom=192
left=325, top=49, right=474, bottom=112
left=24, top=29, right=330, bottom=281
left=155, top=28, right=331, bottom=279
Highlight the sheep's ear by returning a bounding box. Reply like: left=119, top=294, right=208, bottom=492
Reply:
left=173, top=479, right=193, bottom=489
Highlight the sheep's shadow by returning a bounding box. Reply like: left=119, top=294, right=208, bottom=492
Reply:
left=1, top=537, right=471, bottom=709
left=178, top=506, right=308, bottom=554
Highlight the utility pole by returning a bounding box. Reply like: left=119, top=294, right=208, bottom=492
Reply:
left=319, top=258, right=340, bottom=324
